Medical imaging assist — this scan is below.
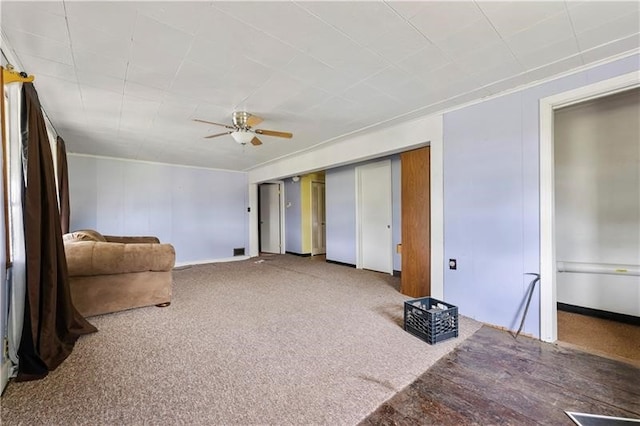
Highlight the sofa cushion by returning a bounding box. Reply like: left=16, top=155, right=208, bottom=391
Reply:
left=64, top=229, right=107, bottom=243
left=65, top=241, right=175, bottom=276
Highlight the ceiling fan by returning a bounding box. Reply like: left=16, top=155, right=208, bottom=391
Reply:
left=193, top=111, right=293, bottom=146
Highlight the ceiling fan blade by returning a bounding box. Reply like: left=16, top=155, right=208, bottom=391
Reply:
left=246, top=114, right=264, bottom=127
left=254, top=129, right=293, bottom=139
left=250, top=137, right=263, bottom=146
left=193, top=118, right=235, bottom=130
left=205, top=131, right=234, bottom=139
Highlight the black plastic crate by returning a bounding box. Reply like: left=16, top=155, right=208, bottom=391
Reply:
left=404, top=297, right=459, bottom=344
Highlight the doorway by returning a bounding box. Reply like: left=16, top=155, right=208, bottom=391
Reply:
left=311, top=181, right=326, bottom=256
left=356, top=160, right=392, bottom=274
left=539, top=71, right=639, bottom=343
left=258, top=182, right=284, bottom=254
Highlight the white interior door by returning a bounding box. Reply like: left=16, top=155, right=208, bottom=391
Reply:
left=357, top=161, right=392, bottom=274
left=259, top=183, right=281, bottom=253
left=311, top=181, right=326, bottom=255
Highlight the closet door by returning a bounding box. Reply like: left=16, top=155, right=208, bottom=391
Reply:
left=401, top=147, right=430, bottom=297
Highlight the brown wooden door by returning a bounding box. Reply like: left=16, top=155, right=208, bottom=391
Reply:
left=401, top=147, right=430, bottom=297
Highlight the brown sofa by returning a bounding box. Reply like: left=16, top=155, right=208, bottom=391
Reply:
left=63, top=229, right=176, bottom=317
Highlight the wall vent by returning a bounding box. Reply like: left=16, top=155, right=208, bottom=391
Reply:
left=233, top=248, right=245, bottom=256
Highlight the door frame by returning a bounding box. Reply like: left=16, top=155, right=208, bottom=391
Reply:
left=355, top=160, right=393, bottom=274
left=311, top=180, right=326, bottom=256
left=539, top=71, right=639, bottom=343
left=255, top=181, right=285, bottom=255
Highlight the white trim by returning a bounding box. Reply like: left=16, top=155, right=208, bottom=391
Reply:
left=539, top=71, right=640, bottom=343
left=249, top=184, right=259, bottom=257
left=355, top=160, right=393, bottom=275
left=429, top=130, right=444, bottom=299
left=174, top=256, right=250, bottom=268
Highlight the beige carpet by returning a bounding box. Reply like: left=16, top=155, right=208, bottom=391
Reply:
left=1, top=255, right=481, bottom=425
left=558, top=310, right=640, bottom=364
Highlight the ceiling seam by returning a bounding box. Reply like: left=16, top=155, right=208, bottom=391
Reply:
left=61, top=0, right=85, bottom=122
left=472, top=0, right=526, bottom=70
left=562, top=1, right=586, bottom=67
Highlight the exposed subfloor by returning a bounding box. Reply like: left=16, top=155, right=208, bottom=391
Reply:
left=557, top=310, right=640, bottom=364
left=361, top=325, right=640, bottom=425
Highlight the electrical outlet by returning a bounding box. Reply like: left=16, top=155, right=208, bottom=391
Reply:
left=449, top=259, right=457, bottom=270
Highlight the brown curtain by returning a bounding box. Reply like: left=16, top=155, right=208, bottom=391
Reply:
left=56, top=136, right=70, bottom=234
left=17, top=83, right=96, bottom=381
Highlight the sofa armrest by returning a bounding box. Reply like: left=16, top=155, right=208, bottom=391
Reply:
left=103, top=235, right=160, bottom=244
left=65, top=241, right=175, bottom=276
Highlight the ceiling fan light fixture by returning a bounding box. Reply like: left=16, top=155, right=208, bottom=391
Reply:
left=231, top=130, right=254, bottom=145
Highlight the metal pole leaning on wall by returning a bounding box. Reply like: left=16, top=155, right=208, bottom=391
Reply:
left=513, top=273, right=541, bottom=339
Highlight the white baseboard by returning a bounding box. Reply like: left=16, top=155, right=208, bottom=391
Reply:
left=174, top=256, right=251, bottom=268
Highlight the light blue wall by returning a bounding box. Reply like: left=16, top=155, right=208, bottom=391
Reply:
left=68, top=155, right=249, bottom=264
left=443, top=54, right=639, bottom=337
left=325, top=155, right=401, bottom=268
left=284, top=178, right=302, bottom=254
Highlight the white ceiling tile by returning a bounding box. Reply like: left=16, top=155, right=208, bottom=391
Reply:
left=132, top=14, right=194, bottom=54
left=74, top=49, right=129, bottom=80
left=277, top=86, right=331, bottom=114
left=417, top=62, right=472, bottom=89
left=340, top=82, right=391, bottom=105
left=284, top=54, right=355, bottom=94
left=129, top=42, right=182, bottom=77
left=185, top=36, right=243, bottom=76
left=297, top=26, right=388, bottom=75
left=64, top=2, right=137, bottom=38
left=305, top=96, right=360, bottom=125
left=67, top=18, right=132, bottom=60
left=516, top=37, right=581, bottom=70
left=4, top=29, right=73, bottom=64
left=1, top=2, right=69, bottom=43
left=397, top=44, right=450, bottom=75
left=11, top=53, right=76, bottom=83
left=241, top=73, right=306, bottom=112
left=80, top=86, right=123, bottom=113
left=240, top=32, right=299, bottom=70
left=479, top=1, right=567, bottom=38
left=211, top=2, right=328, bottom=49
left=123, top=81, right=166, bottom=102
left=363, top=21, right=428, bottom=63
left=469, top=60, right=524, bottom=87
left=575, top=14, right=640, bottom=51
left=435, top=18, right=502, bottom=56
left=298, top=2, right=406, bottom=47
left=454, top=41, right=517, bottom=73
left=506, top=11, right=575, bottom=56
left=127, top=64, right=175, bottom=91
left=32, top=74, right=83, bottom=112
left=569, top=1, right=640, bottom=34
left=364, top=66, right=427, bottom=102
left=385, top=2, right=430, bottom=21
left=133, top=1, right=211, bottom=35
left=170, top=60, right=228, bottom=103
left=76, top=70, right=125, bottom=94
left=410, top=1, right=485, bottom=42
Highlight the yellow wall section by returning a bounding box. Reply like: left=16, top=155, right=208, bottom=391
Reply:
left=300, top=172, right=325, bottom=254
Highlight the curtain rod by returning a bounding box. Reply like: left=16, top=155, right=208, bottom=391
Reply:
left=1, top=48, right=61, bottom=139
